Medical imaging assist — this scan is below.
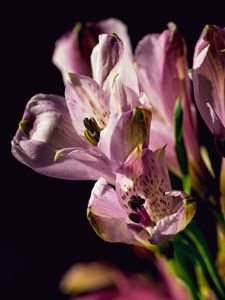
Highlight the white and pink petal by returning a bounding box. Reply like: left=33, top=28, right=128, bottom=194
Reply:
left=65, top=74, right=109, bottom=138
left=87, top=177, right=140, bottom=244
left=98, top=106, right=151, bottom=167
left=193, top=25, right=225, bottom=139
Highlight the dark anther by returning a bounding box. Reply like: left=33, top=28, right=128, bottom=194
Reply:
left=83, top=117, right=101, bottom=145
left=90, top=117, right=101, bottom=132
left=83, top=118, right=95, bottom=133
left=128, top=195, right=145, bottom=211
left=129, top=213, right=141, bottom=223
left=93, top=131, right=100, bottom=142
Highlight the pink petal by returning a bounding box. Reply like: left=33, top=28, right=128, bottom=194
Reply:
left=65, top=74, right=109, bottom=138
left=98, top=106, right=151, bottom=167
left=71, top=289, right=119, bottom=300
left=116, top=148, right=174, bottom=224
left=54, top=148, right=115, bottom=183
left=150, top=118, right=180, bottom=177
left=11, top=94, right=93, bottom=179
left=52, top=18, right=132, bottom=84
left=135, top=23, right=203, bottom=179
left=91, top=34, right=124, bottom=87
left=135, top=23, right=192, bottom=122
left=193, top=25, right=225, bottom=139
left=206, top=102, right=225, bottom=138
left=88, top=178, right=139, bottom=244
left=52, top=27, right=92, bottom=83
left=92, top=18, right=132, bottom=53
left=150, top=195, right=196, bottom=244
left=91, top=34, right=139, bottom=114
left=71, top=273, right=173, bottom=300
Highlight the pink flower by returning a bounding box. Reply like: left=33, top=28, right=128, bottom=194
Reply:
left=53, top=18, right=132, bottom=83
left=11, top=34, right=151, bottom=183
left=135, top=23, right=207, bottom=188
left=60, top=261, right=185, bottom=300
left=88, top=147, right=196, bottom=246
left=71, top=282, right=170, bottom=300
left=193, top=25, right=225, bottom=150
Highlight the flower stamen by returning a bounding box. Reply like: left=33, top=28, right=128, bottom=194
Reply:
left=128, top=195, right=145, bottom=211
left=83, top=117, right=101, bottom=145
left=128, top=213, right=141, bottom=223
left=128, top=195, right=154, bottom=227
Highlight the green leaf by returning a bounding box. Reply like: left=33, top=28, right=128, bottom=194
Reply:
left=168, top=241, right=204, bottom=300
left=184, top=221, right=225, bottom=299
left=174, top=98, right=190, bottom=193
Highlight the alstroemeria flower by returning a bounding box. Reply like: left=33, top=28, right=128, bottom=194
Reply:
left=193, top=25, right=225, bottom=155
left=12, top=34, right=151, bottom=183
left=53, top=18, right=132, bottom=83
left=135, top=23, right=207, bottom=189
left=61, top=262, right=183, bottom=300
left=71, top=279, right=172, bottom=300
left=88, top=147, right=196, bottom=246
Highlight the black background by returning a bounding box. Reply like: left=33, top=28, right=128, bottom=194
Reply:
left=2, top=1, right=224, bottom=300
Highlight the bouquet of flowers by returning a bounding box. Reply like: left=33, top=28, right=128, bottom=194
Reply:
left=11, top=18, right=225, bottom=300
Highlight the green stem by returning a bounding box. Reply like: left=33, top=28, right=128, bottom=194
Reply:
left=184, top=221, right=225, bottom=299
left=168, top=249, right=204, bottom=300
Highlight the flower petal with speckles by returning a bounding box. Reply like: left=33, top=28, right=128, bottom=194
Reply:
left=87, top=177, right=140, bottom=244
left=116, top=147, right=173, bottom=224
left=65, top=73, right=109, bottom=138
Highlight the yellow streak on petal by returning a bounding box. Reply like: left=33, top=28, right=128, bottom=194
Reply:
left=74, top=22, right=82, bottom=33
left=54, top=150, right=64, bottom=162
left=19, top=119, right=29, bottom=134
left=200, top=146, right=215, bottom=178
left=60, top=262, right=119, bottom=294
left=178, top=199, right=197, bottom=232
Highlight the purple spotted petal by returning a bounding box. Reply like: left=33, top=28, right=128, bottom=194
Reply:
left=150, top=192, right=196, bottom=244
left=116, top=147, right=174, bottom=224
left=87, top=177, right=140, bottom=245
left=65, top=73, right=109, bottom=137
left=193, top=25, right=225, bottom=139
left=88, top=148, right=196, bottom=246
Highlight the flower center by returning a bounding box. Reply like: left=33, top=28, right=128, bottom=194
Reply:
left=83, top=117, right=101, bottom=145
left=128, top=195, right=154, bottom=227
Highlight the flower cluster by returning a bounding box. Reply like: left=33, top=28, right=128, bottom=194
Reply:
left=12, top=18, right=225, bottom=300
